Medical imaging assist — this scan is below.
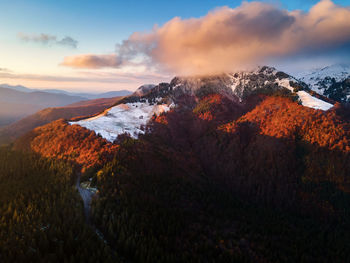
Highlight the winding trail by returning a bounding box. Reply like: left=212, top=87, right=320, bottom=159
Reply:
left=76, top=175, right=94, bottom=223
left=75, top=175, right=133, bottom=261
left=75, top=173, right=110, bottom=246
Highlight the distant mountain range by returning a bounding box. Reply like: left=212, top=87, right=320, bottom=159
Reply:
left=0, top=84, right=132, bottom=99
left=0, top=96, right=122, bottom=145
left=0, top=84, right=132, bottom=128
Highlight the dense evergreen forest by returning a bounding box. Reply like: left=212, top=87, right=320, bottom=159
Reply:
left=0, top=147, right=116, bottom=262
left=90, top=94, right=350, bottom=262
left=3, top=92, right=350, bottom=262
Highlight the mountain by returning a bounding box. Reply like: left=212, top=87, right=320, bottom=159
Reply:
left=0, top=84, right=33, bottom=93
left=12, top=67, right=350, bottom=261
left=0, top=84, right=132, bottom=128
left=45, top=90, right=132, bottom=100
left=0, top=87, right=87, bottom=127
left=65, top=66, right=334, bottom=143
left=14, top=66, right=340, bottom=167
left=87, top=90, right=132, bottom=99
left=0, top=96, right=122, bottom=145
left=12, top=66, right=337, bottom=146
left=0, top=87, right=86, bottom=106
left=296, top=64, right=350, bottom=102
left=1, top=83, right=132, bottom=99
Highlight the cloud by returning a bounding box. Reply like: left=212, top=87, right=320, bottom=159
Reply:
left=62, top=0, right=350, bottom=75
left=0, top=67, right=10, bottom=72
left=61, top=54, right=123, bottom=69
left=57, top=36, right=78, bottom=48
left=18, top=33, right=78, bottom=48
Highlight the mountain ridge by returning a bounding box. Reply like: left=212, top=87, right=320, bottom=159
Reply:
left=0, top=96, right=123, bottom=145
left=0, top=83, right=132, bottom=99
left=73, top=66, right=335, bottom=142
left=5, top=65, right=346, bottom=147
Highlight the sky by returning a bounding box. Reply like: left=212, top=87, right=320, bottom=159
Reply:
left=0, top=0, right=350, bottom=93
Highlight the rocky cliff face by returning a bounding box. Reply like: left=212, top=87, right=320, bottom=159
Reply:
left=126, top=66, right=298, bottom=107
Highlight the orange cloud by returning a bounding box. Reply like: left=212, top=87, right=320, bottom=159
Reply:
left=61, top=54, right=122, bottom=69
left=62, top=0, right=350, bottom=75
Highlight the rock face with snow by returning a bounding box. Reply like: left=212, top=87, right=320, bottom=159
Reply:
left=169, top=66, right=294, bottom=100
left=133, top=84, right=156, bottom=97
left=70, top=66, right=338, bottom=142
left=165, top=66, right=333, bottom=110
left=296, top=64, right=350, bottom=102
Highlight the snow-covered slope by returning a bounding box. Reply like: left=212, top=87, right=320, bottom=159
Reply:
left=274, top=77, right=334, bottom=111
left=297, top=64, right=350, bottom=89
left=296, top=91, right=333, bottom=111
left=70, top=102, right=171, bottom=142
left=296, top=64, right=350, bottom=100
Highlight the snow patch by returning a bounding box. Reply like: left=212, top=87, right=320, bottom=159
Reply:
left=275, top=78, right=294, bottom=92
left=297, top=91, right=333, bottom=111
left=70, top=101, right=171, bottom=142
left=275, top=77, right=333, bottom=111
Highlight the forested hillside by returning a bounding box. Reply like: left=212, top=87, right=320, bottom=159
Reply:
left=13, top=120, right=118, bottom=171
left=82, top=93, right=350, bottom=261
left=0, top=147, right=117, bottom=262
left=9, top=91, right=350, bottom=262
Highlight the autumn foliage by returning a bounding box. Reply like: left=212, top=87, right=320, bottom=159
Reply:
left=88, top=93, right=350, bottom=262
left=11, top=91, right=350, bottom=261
left=14, top=119, right=118, bottom=171
left=221, top=96, right=350, bottom=152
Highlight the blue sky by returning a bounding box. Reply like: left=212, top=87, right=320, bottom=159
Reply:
left=0, top=0, right=349, bottom=92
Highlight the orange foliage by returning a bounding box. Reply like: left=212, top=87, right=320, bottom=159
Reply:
left=193, top=94, right=244, bottom=123
left=14, top=119, right=118, bottom=171
left=152, top=113, right=169, bottom=125
left=220, top=96, right=350, bottom=152
left=198, top=112, right=214, bottom=121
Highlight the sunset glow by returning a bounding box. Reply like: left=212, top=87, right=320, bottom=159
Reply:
left=1, top=0, right=349, bottom=92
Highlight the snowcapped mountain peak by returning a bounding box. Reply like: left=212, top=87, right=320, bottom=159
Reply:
left=139, top=66, right=333, bottom=111
left=295, top=63, right=350, bottom=102
left=297, top=64, right=350, bottom=92
left=70, top=66, right=339, bottom=142
left=168, top=66, right=292, bottom=100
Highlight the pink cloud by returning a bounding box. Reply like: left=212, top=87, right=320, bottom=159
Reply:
left=61, top=54, right=122, bottom=69
left=62, top=0, right=350, bottom=75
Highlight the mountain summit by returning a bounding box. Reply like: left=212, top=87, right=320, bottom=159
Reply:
left=68, top=66, right=334, bottom=143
